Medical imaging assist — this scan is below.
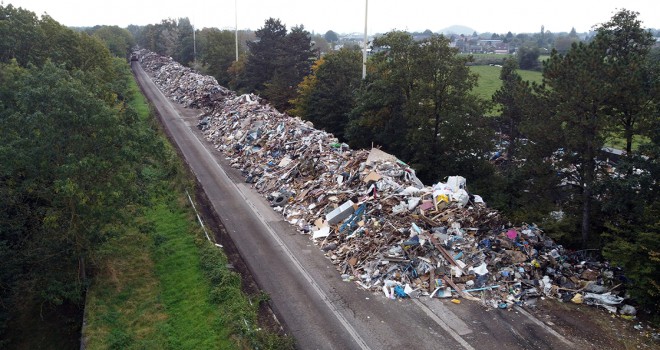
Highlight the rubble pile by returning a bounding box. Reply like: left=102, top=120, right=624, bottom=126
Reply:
left=140, top=51, right=233, bottom=109
left=136, top=50, right=633, bottom=315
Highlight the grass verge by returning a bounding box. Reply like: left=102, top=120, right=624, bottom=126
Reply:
left=83, top=68, right=293, bottom=349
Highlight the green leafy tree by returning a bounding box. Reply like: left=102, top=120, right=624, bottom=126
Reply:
left=291, top=48, right=362, bottom=139
left=311, top=34, right=330, bottom=55
left=88, top=25, right=135, bottom=58
left=595, top=9, right=658, bottom=154
left=240, top=19, right=315, bottom=112
left=324, top=30, right=339, bottom=43
left=504, top=31, right=514, bottom=43
left=0, top=7, right=152, bottom=343
left=175, top=17, right=195, bottom=65
left=36, top=14, right=84, bottom=69
left=595, top=10, right=660, bottom=314
left=553, top=36, right=579, bottom=54
left=240, top=18, right=288, bottom=93
left=600, top=137, right=659, bottom=315
left=530, top=10, right=659, bottom=247
left=492, top=58, right=533, bottom=158
left=138, top=19, right=178, bottom=57
left=347, top=31, right=414, bottom=153
left=197, top=28, right=236, bottom=86
left=348, top=31, right=492, bottom=184
left=517, top=44, right=540, bottom=70
left=0, top=59, right=144, bottom=303
left=0, top=4, right=44, bottom=66
left=489, top=58, right=560, bottom=221
left=405, top=34, right=492, bottom=183
left=535, top=41, right=612, bottom=247
left=263, top=24, right=315, bottom=112
left=289, top=57, right=321, bottom=118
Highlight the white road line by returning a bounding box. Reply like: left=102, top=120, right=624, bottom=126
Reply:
left=138, top=65, right=371, bottom=350
left=515, top=306, right=574, bottom=347
left=412, top=299, right=476, bottom=350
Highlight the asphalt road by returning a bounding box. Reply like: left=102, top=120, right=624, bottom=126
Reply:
left=132, top=61, right=579, bottom=350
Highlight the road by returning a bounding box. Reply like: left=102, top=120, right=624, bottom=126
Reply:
left=132, top=61, right=578, bottom=350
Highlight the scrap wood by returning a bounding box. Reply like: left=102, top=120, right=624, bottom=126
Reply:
left=429, top=235, right=466, bottom=275
left=443, top=276, right=480, bottom=301
left=418, top=213, right=441, bottom=227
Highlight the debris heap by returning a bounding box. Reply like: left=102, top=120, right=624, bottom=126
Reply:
left=136, top=50, right=632, bottom=315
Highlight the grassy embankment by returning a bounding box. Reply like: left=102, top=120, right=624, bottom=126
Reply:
left=82, top=71, right=293, bottom=349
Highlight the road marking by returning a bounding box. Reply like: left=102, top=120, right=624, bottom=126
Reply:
left=412, top=299, right=476, bottom=350
left=515, top=306, right=574, bottom=347
left=418, top=298, right=472, bottom=335
left=136, top=64, right=371, bottom=350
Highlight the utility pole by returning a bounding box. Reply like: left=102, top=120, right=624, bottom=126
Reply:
left=235, top=0, right=239, bottom=61
left=362, top=0, right=368, bottom=79
left=193, top=23, right=197, bottom=68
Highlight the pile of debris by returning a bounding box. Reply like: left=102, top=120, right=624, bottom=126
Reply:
left=136, top=50, right=634, bottom=316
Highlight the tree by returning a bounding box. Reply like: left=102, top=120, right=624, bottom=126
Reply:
left=492, top=58, right=532, bottom=158
left=600, top=126, right=659, bottom=316
left=554, top=36, right=578, bottom=54
left=311, top=34, right=330, bottom=55
left=240, top=19, right=315, bottom=112
left=347, top=31, right=414, bottom=153
left=348, top=31, right=492, bottom=184
left=517, top=44, right=540, bottom=70
left=595, top=10, right=660, bottom=313
left=291, top=48, right=362, bottom=139
left=537, top=40, right=613, bottom=247
left=488, top=57, right=560, bottom=222
left=504, top=31, right=514, bottom=43
left=595, top=9, right=658, bottom=154
left=197, top=28, right=236, bottom=86
left=0, top=4, right=44, bottom=66
left=0, top=61, right=145, bottom=347
left=240, top=18, right=287, bottom=93
left=406, top=34, right=492, bottom=183
left=37, top=14, right=83, bottom=69
left=324, top=30, right=339, bottom=43
left=0, top=7, right=153, bottom=343
left=264, top=25, right=315, bottom=112
left=175, top=17, right=195, bottom=65
left=138, top=19, right=178, bottom=57
left=88, top=25, right=135, bottom=58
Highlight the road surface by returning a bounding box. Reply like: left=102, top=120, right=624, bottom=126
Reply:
left=132, top=61, right=579, bottom=350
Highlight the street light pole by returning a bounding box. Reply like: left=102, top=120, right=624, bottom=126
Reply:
left=193, top=23, right=196, bottom=68
left=362, top=0, right=368, bottom=79
left=235, top=0, right=239, bottom=61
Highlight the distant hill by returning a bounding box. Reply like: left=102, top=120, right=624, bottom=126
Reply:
left=439, top=25, right=476, bottom=36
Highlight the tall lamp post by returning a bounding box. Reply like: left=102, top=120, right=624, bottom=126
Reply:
left=362, top=0, right=368, bottom=79
left=193, top=22, right=196, bottom=67
left=235, top=0, right=239, bottom=61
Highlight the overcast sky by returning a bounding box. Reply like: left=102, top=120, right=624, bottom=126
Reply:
left=5, top=0, right=659, bottom=35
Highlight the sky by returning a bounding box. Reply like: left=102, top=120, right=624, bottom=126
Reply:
left=5, top=0, right=659, bottom=35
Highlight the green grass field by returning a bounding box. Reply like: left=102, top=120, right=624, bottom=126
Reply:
left=469, top=65, right=543, bottom=102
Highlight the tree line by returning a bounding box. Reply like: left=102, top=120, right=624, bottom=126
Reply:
left=0, top=4, right=166, bottom=345
left=135, top=10, right=659, bottom=315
